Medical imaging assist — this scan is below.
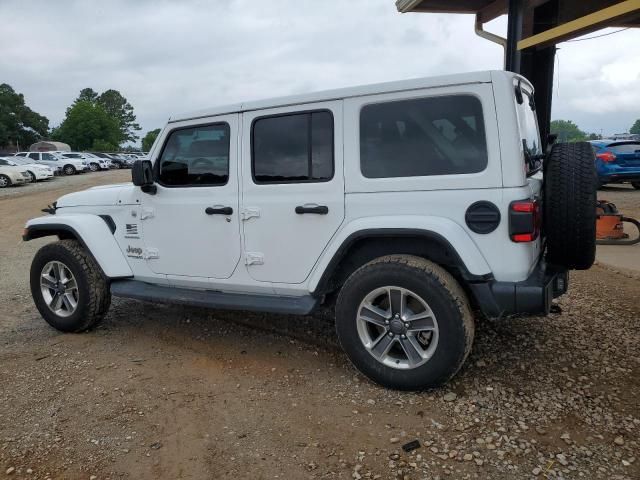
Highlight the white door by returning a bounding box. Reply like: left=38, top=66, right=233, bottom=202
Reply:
left=241, top=101, right=345, bottom=284
left=140, top=115, right=241, bottom=279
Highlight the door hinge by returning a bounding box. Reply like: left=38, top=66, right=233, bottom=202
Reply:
left=143, top=248, right=159, bottom=260
left=245, top=252, right=264, bottom=266
left=140, top=207, right=155, bottom=220
left=240, top=207, right=261, bottom=221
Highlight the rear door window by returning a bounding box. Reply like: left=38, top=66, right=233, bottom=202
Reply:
left=359, top=95, right=488, bottom=178
left=27, top=153, right=39, bottom=160
left=252, top=110, right=334, bottom=183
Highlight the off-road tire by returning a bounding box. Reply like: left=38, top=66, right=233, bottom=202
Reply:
left=30, top=240, right=111, bottom=332
left=63, top=164, right=76, bottom=175
left=632, top=182, right=640, bottom=190
left=0, top=174, right=11, bottom=188
left=335, top=255, right=474, bottom=391
left=544, top=142, right=597, bottom=270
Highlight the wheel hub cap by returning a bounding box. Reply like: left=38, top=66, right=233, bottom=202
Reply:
left=389, top=318, right=406, bottom=335
left=40, top=261, right=79, bottom=318
left=356, top=286, right=439, bottom=370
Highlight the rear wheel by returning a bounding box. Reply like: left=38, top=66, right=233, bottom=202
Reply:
left=0, top=174, right=11, bottom=188
left=632, top=182, right=640, bottom=190
left=30, top=240, right=111, bottom=332
left=544, top=142, right=597, bottom=270
left=335, top=255, right=474, bottom=390
left=63, top=164, right=76, bottom=175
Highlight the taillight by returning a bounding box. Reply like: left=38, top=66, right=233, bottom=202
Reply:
left=509, top=199, right=541, bottom=243
left=596, top=151, right=616, bottom=162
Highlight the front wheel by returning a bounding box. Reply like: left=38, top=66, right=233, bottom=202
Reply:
left=63, top=164, right=76, bottom=175
left=0, top=174, right=11, bottom=188
left=335, top=255, right=474, bottom=390
left=30, top=240, right=111, bottom=332
left=632, top=182, right=640, bottom=190
left=27, top=171, right=37, bottom=182
left=89, top=162, right=99, bottom=172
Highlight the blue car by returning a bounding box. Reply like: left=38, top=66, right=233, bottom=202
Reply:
left=589, top=140, right=640, bottom=189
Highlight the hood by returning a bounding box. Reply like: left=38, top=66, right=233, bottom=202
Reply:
left=56, top=183, right=135, bottom=208
left=0, top=165, right=28, bottom=175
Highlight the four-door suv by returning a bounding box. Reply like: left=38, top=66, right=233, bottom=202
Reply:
left=23, top=71, right=597, bottom=390
left=14, top=152, right=89, bottom=175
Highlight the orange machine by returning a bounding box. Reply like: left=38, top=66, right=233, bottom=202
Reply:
left=596, top=200, right=640, bottom=245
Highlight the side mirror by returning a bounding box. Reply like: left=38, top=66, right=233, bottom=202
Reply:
left=132, top=160, right=156, bottom=194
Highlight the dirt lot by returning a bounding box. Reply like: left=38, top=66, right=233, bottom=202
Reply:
left=0, top=172, right=638, bottom=479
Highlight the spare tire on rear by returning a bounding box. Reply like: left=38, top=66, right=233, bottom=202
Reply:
left=544, top=142, right=597, bottom=270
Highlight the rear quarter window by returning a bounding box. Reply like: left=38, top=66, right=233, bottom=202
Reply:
left=359, top=95, right=488, bottom=178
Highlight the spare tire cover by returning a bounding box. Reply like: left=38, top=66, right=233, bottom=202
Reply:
left=544, top=142, right=597, bottom=270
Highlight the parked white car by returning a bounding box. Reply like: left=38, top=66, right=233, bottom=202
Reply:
left=14, top=152, right=89, bottom=175
left=60, top=152, right=110, bottom=172
left=0, top=163, right=30, bottom=187
left=0, top=157, right=54, bottom=182
left=23, top=71, right=597, bottom=390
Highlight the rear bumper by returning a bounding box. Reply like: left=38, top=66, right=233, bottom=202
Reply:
left=600, top=173, right=640, bottom=183
left=469, top=262, right=568, bottom=319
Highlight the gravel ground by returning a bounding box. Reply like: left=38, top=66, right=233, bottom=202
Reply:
left=0, top=172, right=638, bottom=479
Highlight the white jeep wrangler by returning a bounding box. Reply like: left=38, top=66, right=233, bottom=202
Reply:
left=24, top=71, right=596, bottom=390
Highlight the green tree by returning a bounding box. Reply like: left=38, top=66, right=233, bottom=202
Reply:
left=630, top=119, right=640, bottom=135
left=75, top=88, right=99, bottom=105
left=0, top=83, right=49, bottom=149
left=52, top=101, right=120, bottom=151
left=550, top=120, right=587, bottom=143
left=92, top=139, right=118, bottom=152
left=142, top=128, right=161, bottom=151
left=97, top=89, right=141, bottom=143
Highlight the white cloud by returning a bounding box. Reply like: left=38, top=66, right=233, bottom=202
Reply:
left=0, top=0, right=638, bottom=140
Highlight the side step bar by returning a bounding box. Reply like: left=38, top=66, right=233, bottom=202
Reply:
left=110, top=280, right=319, bottom=316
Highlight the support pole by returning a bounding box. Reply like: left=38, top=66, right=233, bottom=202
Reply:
left=506, top=0, right=524, bottom=72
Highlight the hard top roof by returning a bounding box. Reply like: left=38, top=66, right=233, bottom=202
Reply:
left=169, top=70, right=514, bottom=123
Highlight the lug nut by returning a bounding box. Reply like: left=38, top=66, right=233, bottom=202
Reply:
left=389, top=332, right=394, bottom=337
left=404, top=323, right=409, bottom=328
left=401, top=334, right=406, bottom=339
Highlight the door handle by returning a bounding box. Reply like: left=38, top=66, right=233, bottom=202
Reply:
left=205, top=206, right=233, bottom=215
left=295, top=205, right=329, bottom=215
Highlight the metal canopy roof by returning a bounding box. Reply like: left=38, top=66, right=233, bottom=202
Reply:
left=397, top=0, right=640, bottom=49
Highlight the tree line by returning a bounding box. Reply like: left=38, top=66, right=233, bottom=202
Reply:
left=0, top=83, right=159, bottom=152
left=2, top=82, right=639, bottom=152
left=551, top=119, right=640, bottom=143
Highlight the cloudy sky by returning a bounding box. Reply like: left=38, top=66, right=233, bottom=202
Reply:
left=2, top=0, right=639, bottom=142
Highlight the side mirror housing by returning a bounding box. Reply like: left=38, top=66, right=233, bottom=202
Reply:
left=132, top=160, right=156, bottom=194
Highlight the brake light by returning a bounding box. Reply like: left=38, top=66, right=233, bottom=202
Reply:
left=509, top=199, right=540, bottom=242
left=596, top=151, right=616, bottom=162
